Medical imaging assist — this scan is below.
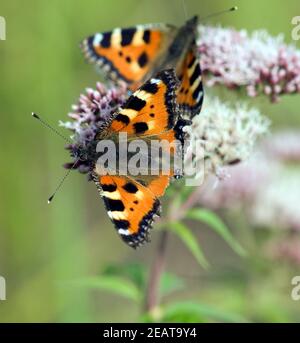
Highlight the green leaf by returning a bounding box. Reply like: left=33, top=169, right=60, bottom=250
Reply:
left=70, top=276, right=141, bottom=302
left=102, top=263, right=146, bottom=291
left=186, top=208, right=246, bottom=256
left=168, top=222, right=209, bottom=269
left=162, top=301, right=247, bottom=323
left=160, top=272, right=185, bottom=297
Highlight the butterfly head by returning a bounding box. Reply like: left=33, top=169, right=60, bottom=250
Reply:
left=186, top=15, right=198, bottom=29
left=73, top=140, right=98, bottom=164
left=167, top=16, right=198, bottom=61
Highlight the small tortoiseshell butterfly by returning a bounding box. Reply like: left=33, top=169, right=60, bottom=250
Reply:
left=81, top=16, right=203, bottom=118
left=78, top=69, right=189, bottom=248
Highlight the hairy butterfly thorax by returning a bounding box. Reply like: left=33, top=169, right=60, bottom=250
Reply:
left=162, top=16, right=198, bottom=67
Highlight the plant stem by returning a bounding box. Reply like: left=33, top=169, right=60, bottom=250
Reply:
left=175, top=187, right=203, bottom=221
left=145, top=187, right=201, bottom=314
left=145, top=230, right=169, bottom=313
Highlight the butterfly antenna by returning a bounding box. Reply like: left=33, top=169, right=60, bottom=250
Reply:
left=32, top=112, right=72, bottom=144
left=200, top=6, right=238, bottom=21
left=47, top=158, right=79, bottom=204
left=182, top=0, right=188, bottom=19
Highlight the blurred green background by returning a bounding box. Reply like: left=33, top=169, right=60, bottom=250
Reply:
left=0, top=0, right=300, bottom=322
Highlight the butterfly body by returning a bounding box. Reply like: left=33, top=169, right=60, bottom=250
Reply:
left=78, top=14, right=205, bottom=248
left=75, top=69, right=189, bottom=248
left=159, top=16, right=198, bottom=70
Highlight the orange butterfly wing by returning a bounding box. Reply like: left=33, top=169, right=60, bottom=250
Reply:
left=176, top=43, right=204, bottom=118
left=94, top=174, right=169, bottom=247
left=107, top=69, right=179, bottom=136
left=98, top=69, right=188, bottom=168
left=82, top=17, right=204, bottom=118
left=81, top=25, right=176, bottom=90
left=93, top=70, right=189, bottom=247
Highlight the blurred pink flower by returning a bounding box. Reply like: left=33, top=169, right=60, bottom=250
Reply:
left=252, top=169, right=300, bottom=232
left=269, top=237, right=300, bottom=266
left=198, top=130, right=300, bottom=232
left=198, top=26, right=300, bottom=102
left=61, top=82, right=127, bottom=138
left=198, top=154, right=275, bottom=209
left=184, top=96, right=270, bottom=182
left=262, top=130, right=300, bottom=162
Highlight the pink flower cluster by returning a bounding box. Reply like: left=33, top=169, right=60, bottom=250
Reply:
left=60, top=82, right=127, bottom=175
left=198, top=26, right=300, bottom=102
left=198, top=131, right=300, bottom=232
left=61, top=82, right=127, bottom=138
left=197, top=130, right=300, bottom=265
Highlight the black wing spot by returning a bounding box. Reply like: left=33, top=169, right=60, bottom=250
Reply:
left=101, top=184, right=117, bottom=192
left=126, top=56, right=132, bottom=63
left=123, top=182, right=139, bottom=193
left=115, top=113, right=130, bottom=125
left=121, top=28, right=136, bottom=46
left=101, top=32, right=112, bottom=48
left=189, top=63, right=201, bottom=86
left=114, top=219, right=130, bottom=229
left=140, top=81, right=158, bottom=94
left=143, top=30, right=151, bottom=44
left=192, top=82, right=203, bottom=100
left=134, top=122, right=149, bottom=134
left=103, top=197, right=125, bottom=211
left=137, top=52, right=148, bottom=68
left=133, top=200, right=139, bottom=204
left=150, top=113, right=155, bottom=118
left=124, top=96, right=146, bottom=111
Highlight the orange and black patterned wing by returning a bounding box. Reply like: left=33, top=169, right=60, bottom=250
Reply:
left=81, top=24, right=176, bottom=90
left=176, top=42, right=204, bottom=118
left=97, top=69, right=189, bottom=177
left=99, top=69, right=180, bottom=138
left=92, top=70, right=190, bottom=247
left=93, top=174, right=169, bottom=248
left=96, top=69, right=190, bottom=179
